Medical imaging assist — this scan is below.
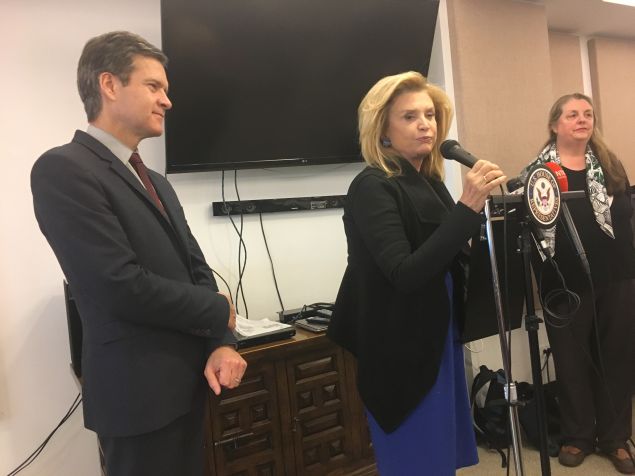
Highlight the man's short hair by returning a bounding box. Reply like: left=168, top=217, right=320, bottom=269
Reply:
left=77, top=31, right=168, bottom=122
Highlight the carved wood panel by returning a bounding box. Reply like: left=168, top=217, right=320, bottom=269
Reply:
left=285, top=347, right=355, bottom=475
left=203, top=332, right=375, bottom=476
left=208, top=360, right=285, bottom=476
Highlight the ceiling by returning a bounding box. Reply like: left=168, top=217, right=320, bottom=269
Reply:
left=540, top=0, right=635, bottom=39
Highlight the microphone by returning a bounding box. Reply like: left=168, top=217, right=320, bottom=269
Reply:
left=543, top=161, right=568, bottom=192
left=544, top=162, right=591, bottom=276
left=440, top=140, right=478, bottom=168
left=506, top=177, right=524, bottom=194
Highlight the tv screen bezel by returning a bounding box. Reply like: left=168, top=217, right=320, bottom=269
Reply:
left=160, top=0, right=440, bottom=173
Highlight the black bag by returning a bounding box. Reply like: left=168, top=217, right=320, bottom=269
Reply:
left=516, top=350, right=562, bottom=458
left=516, top=380, right=561, bottom=456
left=470, top=365, right=512, bottom=467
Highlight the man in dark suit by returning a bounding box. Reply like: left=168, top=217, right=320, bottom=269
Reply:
left=31, top=31, right=247, bottom=476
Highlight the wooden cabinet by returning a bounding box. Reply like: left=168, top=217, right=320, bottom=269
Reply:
left=204, top=329, right=376, bottom=476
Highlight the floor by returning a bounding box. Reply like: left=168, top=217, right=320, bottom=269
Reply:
left=350, top=397, right=634, bottom=475
left=458, top=443, right=624, bottom=475
left=458, top=396, right=635, bottom=475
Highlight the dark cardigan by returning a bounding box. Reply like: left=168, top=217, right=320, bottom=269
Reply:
left=327, top=161, right=483, bottom=433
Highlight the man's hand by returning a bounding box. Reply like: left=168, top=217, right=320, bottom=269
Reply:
left=217, top=292, right=236, bottom=330
left=204, top=345, right=247, bottom=395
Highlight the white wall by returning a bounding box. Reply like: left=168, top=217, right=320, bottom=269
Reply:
left=1, top=1, right=168, bottom=474
left=0, top=0, right=539, bottom=473
left=0, top=1, right=434, bottom=474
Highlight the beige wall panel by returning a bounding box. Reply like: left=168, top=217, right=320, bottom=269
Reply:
left=446, top=0, right=553, bottom=176
left=588, top=37, right=635, bottom=179
left=548, top=31, right=584, bottom=100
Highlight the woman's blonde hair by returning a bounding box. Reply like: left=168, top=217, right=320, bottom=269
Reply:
left=358, top=71, right=453, bottom=179
left=546, top=93, right=628, bottom=194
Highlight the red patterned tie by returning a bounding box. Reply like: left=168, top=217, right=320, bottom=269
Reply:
left=128, top=152, right=166, bottom=214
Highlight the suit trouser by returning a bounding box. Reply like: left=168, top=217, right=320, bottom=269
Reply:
left=98, top=390, right=206, bottom=476
left=545, top=278, right=635, bottom=454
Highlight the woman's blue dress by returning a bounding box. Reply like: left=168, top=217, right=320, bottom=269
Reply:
left=365, top=273, right=478, bottom=475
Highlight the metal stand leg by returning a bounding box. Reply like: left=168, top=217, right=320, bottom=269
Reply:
left=483, top=200, right=525, bottom=475
left=519, top=225, right=551, bottom=476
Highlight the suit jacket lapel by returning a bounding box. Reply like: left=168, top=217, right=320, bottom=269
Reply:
left=72, top=131, right=188, bottom=254
left=151, top=175, right=191, bottom=256
left=73, top=131, right=154, bottom=207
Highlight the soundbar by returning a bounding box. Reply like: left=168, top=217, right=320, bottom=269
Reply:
left=212, top=195, right=346, bottom=216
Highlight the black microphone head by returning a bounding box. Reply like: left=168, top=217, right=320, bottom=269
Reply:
left=439, top=139, right=477, bottom=168
left=440, top=139, right=460, bottom=157
left=506, top=177, right=524, bottom=193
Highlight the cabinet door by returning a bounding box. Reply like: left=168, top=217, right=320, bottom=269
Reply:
left=285, top=346, right=355, bottom=475
left=208, top=359, right=285, bottom=476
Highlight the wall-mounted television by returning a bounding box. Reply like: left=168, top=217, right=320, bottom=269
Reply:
left=161, top=0, right=440, bottom=173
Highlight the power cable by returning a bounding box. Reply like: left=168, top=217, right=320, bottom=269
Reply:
left=259, top=212, right=285, bottom=312
left=7, top=394, right=82, bottom=476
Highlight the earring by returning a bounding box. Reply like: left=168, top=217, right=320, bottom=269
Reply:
left=380, top=137, right=392, bottom=147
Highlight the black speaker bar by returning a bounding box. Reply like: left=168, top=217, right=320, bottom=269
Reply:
left=212, top=195, right=346, bottom=216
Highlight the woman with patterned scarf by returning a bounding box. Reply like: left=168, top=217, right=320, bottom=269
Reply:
left=518, top=93, right=635, bottom=474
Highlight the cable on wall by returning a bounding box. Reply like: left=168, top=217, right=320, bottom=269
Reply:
left=233, top=170, right=249, bottom=317
left=212, top=269, right=233, bottom=302
left=221, top=170, right=249, bottom=318
left=259, top=212, right=285, bottom=312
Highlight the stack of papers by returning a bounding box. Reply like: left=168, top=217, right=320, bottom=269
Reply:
left=234, top=315, right=293, bottom=337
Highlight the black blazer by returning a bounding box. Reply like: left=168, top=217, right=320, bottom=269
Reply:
left=31, top=131, right=232, bottom=437
left=327, top=161, right=483, bottom=433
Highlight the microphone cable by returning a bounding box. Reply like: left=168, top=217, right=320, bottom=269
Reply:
left=538, top=257, right=581, bottom=329
left=538, top=214, right=634, bottom=454
left=500, top=184, right=514, bottom=383
left=582, top=269, right=632, bottom=454
left=497, top=183, right=514, bottom=476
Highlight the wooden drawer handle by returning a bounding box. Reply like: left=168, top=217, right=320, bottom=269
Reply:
left=213, top=431, right=256, bottom=447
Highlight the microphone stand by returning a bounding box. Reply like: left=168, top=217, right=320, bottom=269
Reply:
left=518, top=218, right=551, bottom=476
left=483, top=190, right=586, bottom=476
left=483, top=199, right=526, bottom=476
left=483, top=195, right=557, bottom=476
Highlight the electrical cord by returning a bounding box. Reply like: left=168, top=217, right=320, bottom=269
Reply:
left=290, top=304, right=309, bottom=323
left=221, top=170, right=249, bottom=318
left=220, top=172, right=236, bottom=287
left=497, top=186, right=513, bottom=476
left=561, top=276, right=635, bottom=459
left=539, top=220, right=635, bottom=453
left=258, top=212, right=285, bottom=312
left=6, top=393, right=82, bottom=476
left=538, top=258, right=581, bottom=329
left=212, top=269, right=233, bottom=302
left=541, top=347, right=552, bottom=381
left=583, top=277, right=626, bottom=447
left=233, top=171, right=248, bottom=318
left=498, top=186, right=514, bottom=384
left=289, top=302, right=334, bottom=323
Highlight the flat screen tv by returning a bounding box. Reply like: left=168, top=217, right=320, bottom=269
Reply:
left=161, top=0, right=440, bottom=173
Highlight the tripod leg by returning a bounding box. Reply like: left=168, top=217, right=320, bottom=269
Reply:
left=483, top=200, right=526, bottom=475
left=507, top=383, right=525, bottom=475
left=521, top=226, right=552, bottom=476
